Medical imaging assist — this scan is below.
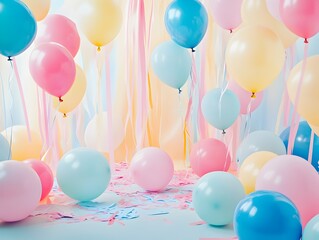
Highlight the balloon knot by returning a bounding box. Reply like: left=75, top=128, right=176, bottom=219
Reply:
left=304, top=38, right=309, bottom=44
left=191, top=48, right=195, bottom=53
left=230, top=29, right=233, bottom=34
left=59, top=97, right=63, bottom=102
left=222, top=130, right=226, bottom=135
left=178, top=88, right=182, bottom=94
left=7, top=56, right=12, bottom=61
left=63, top=113, right=67, bottom=118
left=251, top=92, right=256, bottom=98
left=97, top=46, right=101, bottom=52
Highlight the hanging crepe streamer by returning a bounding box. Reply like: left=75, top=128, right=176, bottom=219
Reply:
left=12, top=59, right=31, bottom=140
left=287, top=43, right=309, bottom=155
left=308, top=130, right=315, bottom=164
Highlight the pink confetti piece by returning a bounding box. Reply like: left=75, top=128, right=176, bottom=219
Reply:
left=199, top=238, right=238, bottom=240
left=190, top=221, right=206, bottom=226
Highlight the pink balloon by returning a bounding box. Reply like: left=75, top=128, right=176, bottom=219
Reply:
left=280, top=0, right=319, bottom=40
left=209, top=0, right=242, bottom=31
left=228, top=81, right=263, bottom=114
left=37, top=14, right=80, bottom=57
left=130, top=147, right=174, bottom=191
left=190, top=138, right=231, bottom=177
left=29, top=42, right=76, bottom=100
left=266, top=0, right=281, bottom=21
left=24, top=159, right=53, bottom=201
left=0, top=161, right=41, bottom=222
left=256, top=155, right=319, bottom=227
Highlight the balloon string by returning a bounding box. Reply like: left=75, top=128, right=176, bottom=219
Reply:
left=7, top=61, right=14, bottom=160
left=12, top=59, right=31, bottom=141
left=287, top=43, right=309, bottom=155
left=308, top=130, right=315, bottom=164
left=96, top=50, right=103, bottom=115
left=243, top=97, right=254, bottom=138
left=36, top=87, right=45, bottom=155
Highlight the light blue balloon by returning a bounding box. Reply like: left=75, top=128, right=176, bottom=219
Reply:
left=164, top=0, right=208, bottom=50
left=237, top=130, right=286, bottom=165
left=201, top=88, right=240, bottom=132
left=193, top=171, right=246, bottom=226
left=151, top=41, right=192, bottom=91
left=303, top=214, right=319, bottom=240
left=0, top=0, right=37, bottom=58
left=0, top=134, right=11, bottom=161
left=57, top=148, right=111, bottom=202
left=296, top=33, right=319, bottom=63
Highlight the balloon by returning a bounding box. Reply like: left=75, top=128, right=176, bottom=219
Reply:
left=37, top=14, right=80, bottom=57
left=266, top=0, right=281, bottom=21
left=0, top=133, right=11, bottom=161
left=53, top=64, right=86, bottom=115
left=0, top=0, right=37, bottom=58
left=241, top=0, right=297, bottom=48
left=130, top=147, right=174, bottom=192
left=256, top=155, right=319, bottom=227
left=21, top=0, right=50, bottom=21
left=193, top=172, right=245, bottom=226
left=57, top=148, right=111, bottom=202
left=151, top=41, right=192, bottom=91
left=77, top=0, right=122, bottom=50
left=208, top=0, right=242, bottom=32
left=164, top=0, right=208, bottom=50
left=238, top=151, right=277, bottom=194
left=287, top=56, right=319, bottom=126
left=280, top=121, right=319, bottom=171
left=84, top=112, right=125, bottom=153
left=228, top=81, right=263, bottom=114
left=24, top=159, right=53, bottom=201
left=29, top=42, right=76, bottom=100
left=201, top=88, right=240, bottom=131
left=280, top=0, right=319, bottom=41
left=190, top=138, right=231, bottom=177
left=303, top=215, right=319, bottom=240
left=236, top=130, right=286, bottom=165
left=226, top=25, right=285, bottom=94
left=234, top=191, right=302, bottom=240
left=0, top=161, right=41, bottom=222
left=1, top=126, right=42, bottom=161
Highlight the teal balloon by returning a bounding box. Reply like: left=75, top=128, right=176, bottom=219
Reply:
left=0, top=0, right=37, bottom=58
left=151, top=41, right=191, bottom=90
left=201, top=88, right=240, bottom=131
left=57, top=148, right=111, bottom=202
left=303, top=214, right=319, bottom=240
left=0, top=134, right=11, bottom=161
left=193, top=171, right=245, bottom=226
left=237, top=130, right=286, bottom=165
left=164, top=0, right=208, bottom=49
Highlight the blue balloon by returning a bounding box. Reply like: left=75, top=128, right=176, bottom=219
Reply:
left=234, top=191, right=302, bottom=240
left=303, top=214, right=319, bottom=240
left=193, top=171, right=245, bottom=226
left=57, top=148, right=111, bottom=202
left=0, top=0, right=37, bottom=58
left=201, top=88, right=240, bottom=132
left=280, top=121, right=319, bottom=171
left=237, top=130, right=286, bottom=165
left=164, top=0, right=208, bottom=50
left=151, top=41, right=192, bottom=91
left=0, top=134, right=11, bottom=161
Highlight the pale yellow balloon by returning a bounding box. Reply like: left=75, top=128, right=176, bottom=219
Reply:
left=241, top=0, right=297, bottom=48
left=77, top=0, right=122, bottom=49
left=53, top=65, right=86, bottom=115
left=21, top=0, right=50, bottom=21
left=226, top=25, right=285, bottom=94
left=238, top=151, right=278, bottom=194
left=2, top=126, right=42, bottom=161
left=287, top=56, right=319, bottom=126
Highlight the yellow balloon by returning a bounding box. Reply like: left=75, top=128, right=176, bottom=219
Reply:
left=53, top=65, right=86, bottom=115
left=238, top=151, right=278, bottom=194
left=77, top=0, right=122, bottom=49
left=226, top=25, right=285, bottom=94
left=287, top=56, right=319, bottom=126
left=241, top=0, right=297, bottom=48
left=21, top=0, right=50, bottom=21
left=2, top=126, right=43, bottom=161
